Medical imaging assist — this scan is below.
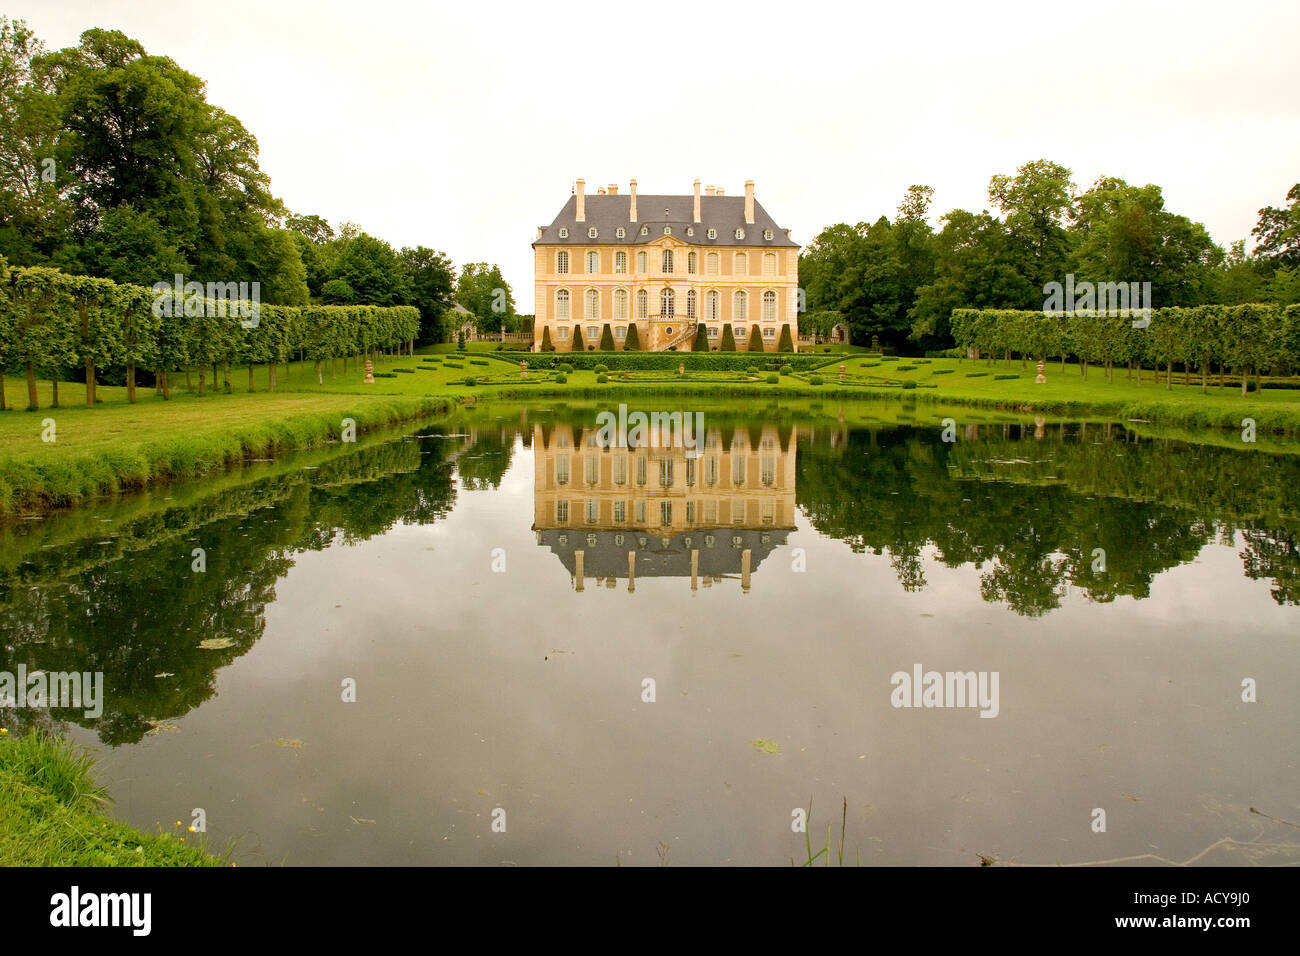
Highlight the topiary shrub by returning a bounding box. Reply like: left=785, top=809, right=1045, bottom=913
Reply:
left=555, top=373, right=567, bottom=384
left=692, top=325, right=709, bottom=352
left=470, top=359, right=488, bottom=366
left=623, top=323, right=640, bottom=351
left=746, top=365, right=760, bottom=376
left=599, top=323, right=615, bottom=351
left=810, top=374, right=824, bottom=385
left=558, top=363, right=574, bottom=374
left=540, top=327, right=555, bottom=352
left=720, top=324, right=736, bottom=351
left=778, top=324, right=794, bottom=352
left=593, top=364, right=608, bottom=374
left=901, top=381, right=917, bottom=389
left=596, top=373, right=608, bottom=383
left=766, top=373, right=779, bottom=383
left=780, top=364, right=793, bottom=375
left=748, top=324, right=765, bottom=352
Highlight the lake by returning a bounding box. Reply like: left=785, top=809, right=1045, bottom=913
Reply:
left=1, top=400, right=1297, bottom=866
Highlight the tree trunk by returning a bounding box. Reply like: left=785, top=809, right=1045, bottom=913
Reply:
left=185, top=367, right=193, bottom=390
left=315, top=360, right=323, bottom=385
left=331, top=356, right=337, bottom=378
left=160, top=370, right=171, bottom=400
left=222, top=360, right=231, bottom=394
left=1201, top=364, right=1207, bottom=394
left=51, top=374, right=59, bottom=408
left=0, top=369, right=6, bottom=410
left=1241, top=370, right=1248, bottom=397
left=1081, top=360, right=1087, bottom=379
left=1184, top=362, right=1191, bottom=386
left=269, top=362, right=277, bottom=392
left=1165, top=361, right=1172, bottom=390
left=127, top=362, right=136, bottom=403
left=85, top=356, right=96, bottom=406
left=198, top=368, right=206, bottom=396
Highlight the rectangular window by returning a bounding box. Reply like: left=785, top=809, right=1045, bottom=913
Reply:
left=705, top=501, right=717, bottom=523
left=763, top=327, right=775, bottom=338
left=685, top=458, right=696, bottom=487
left=615, top=325, right=627, bottom=340
left=557, top=327, right=570, bottom=340
left=615, top=251, right=627, bottom=274
left=584, top=456, right=597, bottom=484
left=659, top=458, right=673, bottom=487
left=556, top=455, right=570, bottom=484
left=707, top=326, right=718, bottom=338
left=659, top=501, right=672, bottom=526
left=636, top=500, right=646, bottom=523
left=586, top=326, right=600, bottom=340
left=686, top=501, right=696, bottom=523
left=637, top=252, right=648, bottom=273
left=761, top=456, right=775, bottom=485
left=614, top=500, right=626, bottom=523
left=556, top=500, right=569, bottom=522
left=614, top=456, right=627, bottom=484
left=705, top=455, right=719, bottom=484
left=586, top=499, right=598, bottom=523
left=636, top=456, right=647, bottom=485
left=735, top=326, right=747, bottom=338
left=732, top=455, right=746, bottom=484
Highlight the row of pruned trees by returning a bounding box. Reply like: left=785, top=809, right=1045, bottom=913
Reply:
left=951, top=304, right=1300, bottom=394
left=0, top=260, right=419, bottom=408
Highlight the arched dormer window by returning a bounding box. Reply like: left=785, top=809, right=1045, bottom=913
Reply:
left=735, top=227, right=745, bottom=240
left=763, top=229, right=774, bottom=240
left=640, top=225, right=649, bottom=236
left=707, top=227, right=717, bottom=239
left=558, top=227, right=569, bottom=238
left=616, top=227, right=626, bottom=239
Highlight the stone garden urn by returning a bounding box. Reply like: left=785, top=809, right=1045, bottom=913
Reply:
left=1035, top=360, right=1046, bottom=384
left=521, top=360, right=528, bottom=379
left=839, top=363, right=846, bottom=382
left=678, top=363, right=685, bottom=377
left=364, top=358, right=375, bottom=384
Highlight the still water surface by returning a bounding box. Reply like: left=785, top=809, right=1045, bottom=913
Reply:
left=2, top=403, right=1297, bottom=865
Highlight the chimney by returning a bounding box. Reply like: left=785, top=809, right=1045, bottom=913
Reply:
left=597, top=187, right=606, bottom=195
left=607, top=184, right=618, bottom=195
left=629, top=179, right=637, bottom=222
left=716, top=187, right=725, bottom=196
left=705, top=185, right=716, bottom=197
left=575, top=179, right=585, bottom=222
left=744, top=180, right=754, bottom=224
left=693, top=179, right=701, bottom=223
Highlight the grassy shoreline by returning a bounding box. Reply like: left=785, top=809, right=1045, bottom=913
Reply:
left=2, top=348, right=1298, bottom=514
left=0, top=731, right=221, bottom=866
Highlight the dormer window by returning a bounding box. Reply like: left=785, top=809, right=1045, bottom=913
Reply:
left=686, top=226, right=694, bottom=237
left=663, top=226, right=672, bottom=235
left=763, top=229, right=773, bottom=240
left=616, top=227, right=625, bottom=239
left=707, top=228, right=717, bottom=239
left=735, top=228, right=745, bottom=240
left=559, top=227, right=569, bottom=238
left=640, top=225, right=648, bottom=236
left=588, top=226, right=598, bottom=239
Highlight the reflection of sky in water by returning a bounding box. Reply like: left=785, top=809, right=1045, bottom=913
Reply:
left=0, top=414, right=1293, bottom=866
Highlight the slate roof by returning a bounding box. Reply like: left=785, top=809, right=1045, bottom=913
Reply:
left=536, top=527, right=791, bottom=579
left=535, top=194, right=798, bottom=247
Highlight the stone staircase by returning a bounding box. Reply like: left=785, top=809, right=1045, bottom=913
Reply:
left=655, top=322, right=701, bottom=352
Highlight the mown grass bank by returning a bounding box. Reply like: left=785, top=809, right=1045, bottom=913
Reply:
left=0, top=731, right=221, bottom=866
left=0, top=379, right=451, bottom=514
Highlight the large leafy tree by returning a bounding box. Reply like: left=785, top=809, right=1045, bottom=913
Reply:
left=399, top=245, right=455, bottom=343
left=1252, top=184, right=1300, bottom=270
left=988, top=159, right=1076, bottom=291
left=455, top=262, right=516, bottom=334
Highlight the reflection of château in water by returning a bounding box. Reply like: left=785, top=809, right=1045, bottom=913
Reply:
left=532, top=421, right=796, bottom=592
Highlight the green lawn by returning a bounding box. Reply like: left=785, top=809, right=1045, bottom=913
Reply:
left=1, top=349, right=1297, bottom=513
left=0, top=731, right=223, bottom=866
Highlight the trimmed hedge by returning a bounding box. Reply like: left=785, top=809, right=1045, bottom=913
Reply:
left=488, top=352, right=829, bottom=372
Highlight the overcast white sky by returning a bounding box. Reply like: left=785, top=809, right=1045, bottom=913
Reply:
left=11, top=0, right=1300, bottom=301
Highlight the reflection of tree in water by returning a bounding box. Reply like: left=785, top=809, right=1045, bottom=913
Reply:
left=456, top=428, right=516, bottom=491
left=0, top=433, right=461, bottom=745
left=797, top=424, right=1300, bottom=617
